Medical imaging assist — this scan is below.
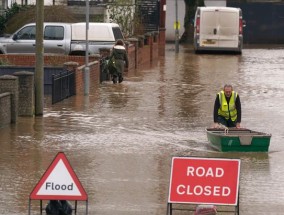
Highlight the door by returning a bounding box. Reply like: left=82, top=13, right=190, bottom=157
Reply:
left=217, top=10, right=239, bottom=48
left=44, top=25, right=67, bottom=54
left=6, top=25, right=36, bottom=53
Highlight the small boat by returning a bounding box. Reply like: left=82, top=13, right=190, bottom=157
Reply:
left=206, top=128, right=271, bottom=152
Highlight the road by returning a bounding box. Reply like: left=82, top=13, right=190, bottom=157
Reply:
left=0, top=44, right=284, bottom=215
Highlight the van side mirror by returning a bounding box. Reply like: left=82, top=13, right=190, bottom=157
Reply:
left=12, top=34, right=18, bottom=40
left=242, top=20, right=246, bottom=28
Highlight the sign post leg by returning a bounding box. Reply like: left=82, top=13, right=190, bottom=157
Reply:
left=40, top=200, right=43, bottom=215
left=28, top=199, right=31, bottom=215
left=86, top=200, right=88, bottom=215
left=236, top=205, right=239, bottom=215
left=74, top=200, right=77, bottom=215
left=236, top=189, right=240, bottom=215
left=166, top=203, right=169, bottom=215
left=166, top=203, right=172, bottom=215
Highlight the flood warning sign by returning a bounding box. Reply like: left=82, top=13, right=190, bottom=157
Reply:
left=30, top=152, right=87, bottom=200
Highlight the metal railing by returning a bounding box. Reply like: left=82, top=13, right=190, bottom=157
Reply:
left=52, top=70, right=76, bottom=104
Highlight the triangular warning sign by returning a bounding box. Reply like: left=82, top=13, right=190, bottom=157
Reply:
left=30, top=152, right=88, bottom=200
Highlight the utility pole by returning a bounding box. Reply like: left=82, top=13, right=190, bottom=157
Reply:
left=35, top=0, right=44, bottom=115
left=84, top=0, right=90, bottom=96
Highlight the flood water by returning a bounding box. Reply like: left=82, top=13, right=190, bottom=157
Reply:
left=1, top=44, right=284, bottom=215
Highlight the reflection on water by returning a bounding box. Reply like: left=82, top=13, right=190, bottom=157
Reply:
left=0, top=44, right=284, bottom=215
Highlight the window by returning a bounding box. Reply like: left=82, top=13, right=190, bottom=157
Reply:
left=17, top=26, right=36, bottom=40
left=44, top=26, right=64, bottom=40
left=112, top=27, right=124, bottom=40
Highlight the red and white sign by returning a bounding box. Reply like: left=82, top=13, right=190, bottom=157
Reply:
left=168, top=157, right=240, bottom=205
left=30, top=152, right=88, bottom=200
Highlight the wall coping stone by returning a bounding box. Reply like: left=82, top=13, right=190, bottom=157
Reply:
left=0, top=92, right=11, bottom=98
left=63, top=62, right=79, bottom=67
left=0, top=75, right=18, bottom=80
left=127, top=38, right=139, bottom=42
left=14, top=71, right=34, bottom=76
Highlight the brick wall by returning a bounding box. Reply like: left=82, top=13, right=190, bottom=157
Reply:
left=152, top=42, right=159, bottom=61
left=0, top=55, right=99, bottom=67
left=138, top=46, right=151, bottom=66
left=75, top=61, right=100, bottom=95
left=127, top=44, right=136, bottom=71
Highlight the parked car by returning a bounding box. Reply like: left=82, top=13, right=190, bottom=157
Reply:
left=0, top=22, right=124, bottom=55
left=193, top=7, right=246, bottom=54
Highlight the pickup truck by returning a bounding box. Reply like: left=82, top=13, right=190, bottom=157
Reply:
left=0, top=22, right=124, bottom=55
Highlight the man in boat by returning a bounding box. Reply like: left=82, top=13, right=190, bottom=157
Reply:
left=213, top=84, right=241, bottom=128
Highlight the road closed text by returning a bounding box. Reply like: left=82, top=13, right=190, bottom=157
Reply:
left=176, top=166, right=230, bottom=197
left=176, top=185, right=230, bottom=196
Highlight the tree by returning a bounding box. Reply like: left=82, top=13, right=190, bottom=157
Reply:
left=107, top=0, right=141, bottom=38
left=180, top=0, right=205, bottom=43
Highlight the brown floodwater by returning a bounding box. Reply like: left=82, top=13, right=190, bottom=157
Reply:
left=0, top=44, right=284, bottom=215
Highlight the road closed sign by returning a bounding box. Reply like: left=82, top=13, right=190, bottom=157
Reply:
left=168, top=157, right=240, bottom=205
left=30, top=152, right=87, bottom=201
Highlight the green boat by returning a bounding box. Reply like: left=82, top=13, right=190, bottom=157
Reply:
left=206, top=128, right=271, bottom=152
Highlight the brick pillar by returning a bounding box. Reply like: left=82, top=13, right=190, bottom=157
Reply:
left=127, top=38, right=139, bottom=69
left=152, top=31, right=160, bottom=61
left=14, top=71, right=34, bottom=116
left=64, top=61, right=79, bottom=94
left=145, top=32, right=154, bottom=62
left=153, top=31, right=159, bottom=43
left=0, top=75, right=18, bottom=123
left=159, top=28, right=166, bottom=56
left=159, top=0, right=166, bottom=56
left=63, top=61, right=79, bottom=72
left=137, top=35, right=145, bottom=48
left=0, top=92, right=11, bottom=127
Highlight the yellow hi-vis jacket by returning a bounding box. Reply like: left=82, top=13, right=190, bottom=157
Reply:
left=217, top=90, right=238, bottom=121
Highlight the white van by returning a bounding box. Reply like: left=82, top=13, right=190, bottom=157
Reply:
left=193, top=7, right=245, bottom=54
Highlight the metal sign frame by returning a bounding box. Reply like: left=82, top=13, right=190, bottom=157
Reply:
left=166, top=197, right=239, bottom=215
left=28, top=199, right=88, bottom=215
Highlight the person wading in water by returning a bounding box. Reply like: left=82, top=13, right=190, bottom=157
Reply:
left=109, top=39, right=129, bottom=84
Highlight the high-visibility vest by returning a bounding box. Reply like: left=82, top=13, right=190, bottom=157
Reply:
left=217, top=90, right=238, bottom=121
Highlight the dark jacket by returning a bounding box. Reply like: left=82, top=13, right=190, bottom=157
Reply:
left=213, top=93, right=241, bottom=123
left=111, top=45, right=129, bottom=75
